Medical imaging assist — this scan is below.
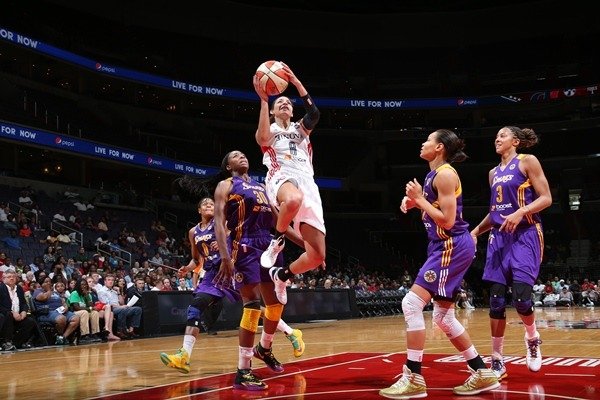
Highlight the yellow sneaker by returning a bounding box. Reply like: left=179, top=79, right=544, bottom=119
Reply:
left=160, top=348, right=190, bottom=374
left=453, top=367, right=500, bottom=396
left=286, top=329, right=305, bottom=357
left=379, top=365, right=427, bottom=399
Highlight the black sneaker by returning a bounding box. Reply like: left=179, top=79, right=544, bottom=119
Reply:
left=233, top=369, right=268, bottom=391
left=79, top=335, right=95, bottom=345
left=253, top=344, right=284, bottom=373
left=1, top=342, right=17, bottom=352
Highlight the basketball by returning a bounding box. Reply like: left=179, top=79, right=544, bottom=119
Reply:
left=255, top=60, right=289, bottom=96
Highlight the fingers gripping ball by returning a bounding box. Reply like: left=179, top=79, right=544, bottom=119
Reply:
left=255, top=60, right=289, bottom=96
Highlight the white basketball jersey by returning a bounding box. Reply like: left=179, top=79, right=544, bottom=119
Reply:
left=261, top=121, right=314, bottom=178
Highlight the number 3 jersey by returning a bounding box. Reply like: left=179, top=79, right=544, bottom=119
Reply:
left=489, top=154, right=540, bottom=229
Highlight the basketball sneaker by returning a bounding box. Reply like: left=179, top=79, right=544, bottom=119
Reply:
left=253, top=343, right=284, bottom=373
left=160, top=348, right=190, bottom=374
left=525, top=334, right=543, bottom=372
left=490, top=357, right=507, bottom=381
left=233, top=368, right=268, bottom=391
left=269, top=267, right=288, bottom=304
left=379, top=365, right=427, bottom=399
left=260, top=235, right=285, bottom=268
left=453, top=367, right=500, bottom=396
left=286, top=328, right=305, bottom=357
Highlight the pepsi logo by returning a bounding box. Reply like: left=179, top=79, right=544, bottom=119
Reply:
left=95, top=63, right=101, bottom=70
left=147, top=157, right=153, bottom=164
left=55, top=137, right=62, bottom=144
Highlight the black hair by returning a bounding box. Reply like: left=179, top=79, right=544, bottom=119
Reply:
left=504, top=126, right=539, bottom=150
left=173, top=151, right=234, bottom=203
left=435, top=129, right=468, bottom=164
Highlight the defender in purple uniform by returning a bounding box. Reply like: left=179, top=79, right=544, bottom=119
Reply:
left=380, top=129, right=499, bottom=399
left=213, top=150, right=303, bottom=391
left=160, top=197, right=239, bottom=374
left=471, top=126, right=552, bottom=379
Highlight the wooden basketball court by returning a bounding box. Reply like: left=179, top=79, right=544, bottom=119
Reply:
left=1, top=306, right=599, bottom=399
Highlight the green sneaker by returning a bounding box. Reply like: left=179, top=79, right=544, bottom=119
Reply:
left=286, top=328, right=305, bottom=357
left=160, top=348, right=190, bottom=374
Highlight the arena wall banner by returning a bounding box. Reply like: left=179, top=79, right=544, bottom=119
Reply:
left=1, top=26, right=597, bottom=110
left=0, top=119, right=343, bottom=189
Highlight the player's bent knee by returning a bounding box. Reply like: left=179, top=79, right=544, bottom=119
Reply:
left=432, top=306, right=464, bottom=339
left=402, top=291, right=426, bottom=331
left=264, top=303, right=283, bottom=322
left=513, top=299, right=534, bottom=316
left=240, top=300, right=261, bottom=333
left=489, top=295, right=506, bottom=319
left=512, top=282, right=534, bottom=315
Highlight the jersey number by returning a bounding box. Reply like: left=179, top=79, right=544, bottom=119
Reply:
left=495, top=185, right=503, bottom=203
left=253, top=190, right=269, bottom=205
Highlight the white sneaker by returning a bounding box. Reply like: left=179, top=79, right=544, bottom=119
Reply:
left=269, top=267, right=288, bottom=304
left=525, top=334, right=543, bottom=372
left=490, top=357, right=507, bottom=381
left=260, top=235, right=285, bottom=268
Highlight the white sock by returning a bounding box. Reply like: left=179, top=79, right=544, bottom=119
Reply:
left=524, top=322, right=538, bottom=339
left=491, top=336, right=504, bottom=357
left=407, top=348, right=423, bottom=362
left=461, top=345, right=479, bottom=361
left=182, top=334, right=196, bottom=357
left=277, top=319, right=292, bottom=335
left=260, top=331, right=275, bottom=349
left=238, top=346, right=253, bottom=370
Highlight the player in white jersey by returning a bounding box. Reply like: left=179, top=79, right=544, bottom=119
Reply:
left=253, top=62, right=326, bottom=304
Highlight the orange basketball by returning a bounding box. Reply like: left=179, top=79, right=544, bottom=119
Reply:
left=255, top=60, right=289, bottom=96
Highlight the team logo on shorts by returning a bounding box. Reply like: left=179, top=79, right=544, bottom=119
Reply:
left=234, top=272, right=244, bottom=283
left=424, top=270, right=437, bottom=283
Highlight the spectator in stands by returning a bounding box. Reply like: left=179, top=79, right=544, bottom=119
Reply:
left=150, top=253, right=164, bottom=268
left=3, top=214, right=18, bottom=231
left=85, top=275, right=115, bottom=340
left=41, top=231, right=59, bottom=246
left=569, top=279, right=582, bottom=305
left=22, top=271, right=36, bottom=293
left=18, top=223, right=32, bottom=238
left=177, top=277, right=190, bottom=291
left=532, top=279, right=545, bottom=306
left=53, top=209, right=67, bottom=223
left=556, top=287, right=574, bottom=307
left=401, top=270, right=413, bottom=286
left=158, top=243, right=172, bottom=259
left=18, top=190, right=34, bottom=208
left=69, top=278, right=105, bottom=344
left=162, top=277, right=173, bottom=291
left=126, top=277, right=145, bottom=308
left=56, top=229, right=72, bottom=245
left=73, top=247, right=88, bottom=264
left=97, top=274, right=142, bottom=339
left=95, top=233, right=110, bottom=251
left=33, top=278, right=80, bottom=345
left=73, top=200, right=94, bottom=211
left=49, top=260, right=68, bottom=283
left=137, top=231, right=150, bottom=247
left=0, top=202, right=8, bottom=222
left=0, top=269, right=36, bottom=351
left=63, top=187, right=80, bottom=201
left=1, top=229, right=21, bottom=250
left=97, top=217, right=109, bottom=232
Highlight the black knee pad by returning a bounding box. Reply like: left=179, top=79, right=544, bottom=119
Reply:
left=512, top=282, right=534, bottom=316
left=489, top=283, right=507, bottom=319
